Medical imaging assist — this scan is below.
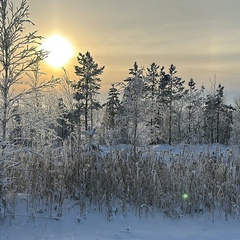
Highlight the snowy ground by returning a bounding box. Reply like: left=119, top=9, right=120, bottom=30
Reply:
left=0, top=191, right=240, bottom=240
left=1, top=200, right=240, bottom=240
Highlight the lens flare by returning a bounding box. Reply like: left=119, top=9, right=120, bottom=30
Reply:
left=182, top=193, right=189, bottom=200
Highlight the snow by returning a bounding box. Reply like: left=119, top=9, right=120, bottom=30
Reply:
left=1, top=206, right=240, bottom=240
left=101, top=143, right=236, bottom=162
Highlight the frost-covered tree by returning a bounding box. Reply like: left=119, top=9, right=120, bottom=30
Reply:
left=159, top=64, right=185, bottom=145
left=104, top=83, right=121, bottom=129
left=101, top=83, right=121, bottom=144
left=204, top=83, right=233, bottom=144
left=55, top=98, right=72, bottom=142
left=184, top=78, right=204, bottom=144
left=219, top=104, right=235, bottom=144
left=232, top=96, right=240, bottom=144
left=204, top=84, right=222, bottom=144
left=72, top=51, right=104, bottom=132
left=145, top=63, right=161, bottom=143
left=0, top=0, right=48, bottom=144
left=20, top=61, right=60, bottom=148
left=0, top=0, right=56, bottom=217
left=121, top=62, right=145, bottom=158
left=58, top=69, right=82, bottom=141
left=9, top=103, right=22, bottom=145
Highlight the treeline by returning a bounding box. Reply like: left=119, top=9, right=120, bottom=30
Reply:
left=50, top=55, right=236, bottom=148
left=101, top=62, right=235, bottom=146
left=6, top=52, right=237, bottom=150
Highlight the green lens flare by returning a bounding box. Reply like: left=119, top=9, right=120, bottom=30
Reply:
left=182, top=193, right=188, bottom=199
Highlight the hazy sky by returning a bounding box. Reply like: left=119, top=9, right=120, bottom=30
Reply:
left=25, top=0, right=240, bottom=103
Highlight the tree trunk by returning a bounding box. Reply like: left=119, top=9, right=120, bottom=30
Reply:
left=168, top=101, right=172, bottom=145
left=217, top=107, right=220, bottom=143
left=84, top=96, right=88, bottom=131
left=133, top=117, right=138, bottom=161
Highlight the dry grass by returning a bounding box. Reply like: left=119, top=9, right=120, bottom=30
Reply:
left=2, top=144, right=240, bottom=222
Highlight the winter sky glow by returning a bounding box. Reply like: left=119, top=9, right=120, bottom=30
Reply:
left=26, top=0, right=240, bottom=103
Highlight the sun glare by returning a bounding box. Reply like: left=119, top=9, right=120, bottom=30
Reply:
left=41, top=35, right=74, bottom=68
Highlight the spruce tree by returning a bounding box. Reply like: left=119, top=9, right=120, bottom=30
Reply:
left=72, top=51, right=104, bottom=131
left=203, top=83, right=233, bottom=144
left=145, top=63, right=160, bottom=144
left=55, top=98, right=72, bottom=143
left=101, top=84, right=121, bottom=144
left=105, top=83, right=121, bottom=129
left=185, top=78, right=204, bottom=144
left=159, top=64, right=185, bottom=145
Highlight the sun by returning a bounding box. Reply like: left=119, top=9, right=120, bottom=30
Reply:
left=41, top=35, right=74, bottom=68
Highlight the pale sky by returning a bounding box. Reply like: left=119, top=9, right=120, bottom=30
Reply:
left=25, top=0, right=240, bottom=103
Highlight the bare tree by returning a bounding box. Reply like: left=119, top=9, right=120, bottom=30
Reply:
left=0, top=0, right=48, bottom=143
left=0, top=0, right=50, bottom=216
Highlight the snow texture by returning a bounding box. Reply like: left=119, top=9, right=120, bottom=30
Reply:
left=1, top=205, right=240, bottom=240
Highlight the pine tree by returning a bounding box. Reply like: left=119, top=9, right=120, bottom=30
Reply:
left=145, top=63, right=160, bottom=144
left=72, top=51, right=104, bottom=132
left=219, top=104, right=235, bottom=144
left=215, top=84, right=224, bottom=143
left=159, top=64, right=185, bottom=145
left=232, top=97, right=240, bottom=144
left=185, top=78, right=204, bottom=144
left=203, top=82, right=234, bottom=144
